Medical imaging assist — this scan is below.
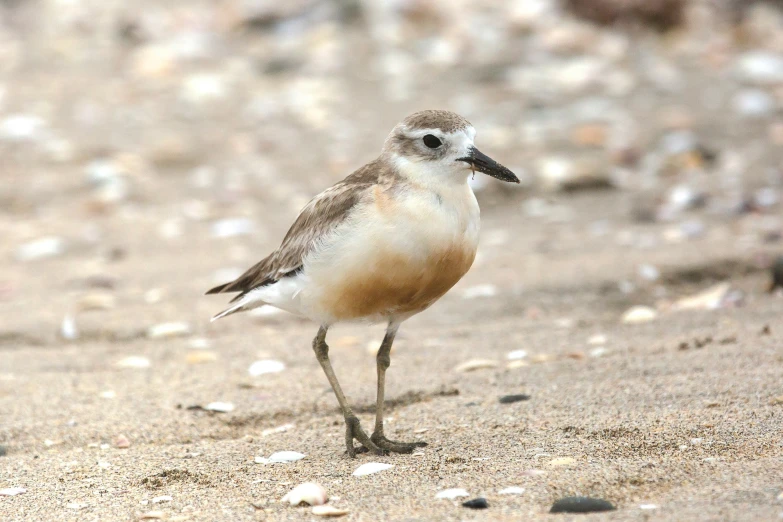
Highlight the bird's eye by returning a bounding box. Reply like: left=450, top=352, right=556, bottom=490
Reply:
left=422, top=134, right=442, bottom=149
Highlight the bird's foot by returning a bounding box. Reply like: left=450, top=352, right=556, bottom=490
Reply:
left=344, top=415, right=382, bottom=458
left=369, top=431, right=428, bottom=454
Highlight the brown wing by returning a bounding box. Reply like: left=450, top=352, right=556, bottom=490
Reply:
left=205, top=160, right=384, bottom=300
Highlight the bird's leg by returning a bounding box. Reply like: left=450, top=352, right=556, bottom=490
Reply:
left=370, top=323, right=428, bottom=453
left=312, top=326, right=381, bottom=457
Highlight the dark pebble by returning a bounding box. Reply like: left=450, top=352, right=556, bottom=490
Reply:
left=499, top=394, right=531, bottom=404
left=0, top=445, right=7, bottom=457
left=769, top=256, right=783, bottom=292
left=550, top=496, right=616, bottom=513
left=462, top=498, right=489, bottom=509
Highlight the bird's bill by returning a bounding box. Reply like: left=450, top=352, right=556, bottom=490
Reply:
left=456, top=147, right=519, bottom=183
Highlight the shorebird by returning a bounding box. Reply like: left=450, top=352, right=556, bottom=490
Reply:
left=207, top=110, right=519, bottom=456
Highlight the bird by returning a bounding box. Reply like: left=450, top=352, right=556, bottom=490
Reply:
left=206, top=110, right=519, bottom=457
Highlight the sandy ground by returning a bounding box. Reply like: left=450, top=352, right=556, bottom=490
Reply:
left=2, top=188, right=782, bottom=521
left=2, top=0, right=783, bottom=520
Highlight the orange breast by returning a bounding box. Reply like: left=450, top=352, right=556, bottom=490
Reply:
left=325, top=242, right=476, bottom=321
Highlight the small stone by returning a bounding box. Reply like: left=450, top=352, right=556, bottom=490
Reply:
left=587, top=334, right=607, bottom=345
left=116, top=356, right=151, bottom=369
left=0, top=114, right=46, bottom=142
left=114, top=434, right=131, bottom=449
left=204, top=402, right=234, bottom=413
left=621, top=306, right=657, bottom=324
left=436, top=488, right=469, bottom=500
left=733, top=89, right=775, bottom=118
left=462, top=498, right=489, bottom=509
left=769, top=256, right=783, bottom=292
left=0, top=445, right=6, bottom=456
left=152, top=495, right=172, bottom=503
left=640, top=504, right=659, bottom=510
left=139, top=511, right=165, bottom=520
left=147, top=322, right=191, bottom=339
left=550, top=496, right=616, bottom=513
left=281, top=483, right=328, bottom=506
left=736, top=52, right=783, bottom=85
left=248, top=360, right=285, bottom=376
left=499, top=394, right=531, bottom=404
left=0, top=487, right=25, bottom=496
left=352, top=462, right=393, bottom=476
left=499, top=487, right=525, bottom=495
left=312, top=505, right=349, bottom=517
left=15, top=237, right=66, bottom=262
left=186, top=351, right=218, bottom=364
left=454, top=359, right=499, bottom=372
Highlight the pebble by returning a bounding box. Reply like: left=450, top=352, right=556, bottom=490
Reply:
left=499, top=394, right=531, bottom=404
left=152, top=495, right=172, bottom=503
left=353, top=462, right=393, bottom=476
left=14, top=237, right=66, bottom=262
left=621, top=306, right=658, bottom=324
left=248, top=359, right=286, bottom=376
left=639, top=504, right=659, bottom=510
left=147, top=322, right=192, bottom=339
left=769, top=256, right=783, bottom=292
left=255, top=451, right=305, bottom=464
left=0, top=487, right=26, bottom=496
left=281, top=483, right=328, bottom=506
left=139, top=511, right=165, bottom=520
left=0, top=445, right=6, bottom=456
left=0, top=114, right=46, bottom=142
left=454, top=359, right=499, bottom=372
left=114, top=434, right=131, bottom=449
left=587, top=334, right=607, bottom=345
left=550, top=496, right=617, bottom=513
left=186, top=351, right=218, bottom=364
left=116, top=356, right=151, bottom=369
left=499, top=487, right=525, bottom=495
left=436, top=488, right=470, bottom=500
left=204, top=401, right=235, bottom=413
left=312, top=505, right=349, bottom=517
left=462, top=498, right=489, bottom=509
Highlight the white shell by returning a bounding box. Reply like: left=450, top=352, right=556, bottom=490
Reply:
left=152, top=495, right=172, bottom=503
left=116, top=356, right=151, bottom=369
left=436, top=488, right=469, bottom=500
left=621, top=306, right=657, bottom=324
left=454, top=359, right=498, bottom=372
left=248, top=360, right=286, bottom=376
left=205, top=402, right=234, bottom=413
left=255, top=451, right=305, bottom=464
left=499, top=486, right=525, bottom=495
left=506, top=350, right=528, bottom=360
left=281, top=482, right=328, bottom=506
left=0, top=487, right=26, bottom=496
left=312, top=505, right=349, bottom=517
left=352, top=462, right=393, bottom=476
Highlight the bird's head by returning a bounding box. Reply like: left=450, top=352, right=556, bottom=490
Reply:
left=383, top=110, right=519, bottom=187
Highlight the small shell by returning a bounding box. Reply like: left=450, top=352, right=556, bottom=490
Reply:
left=0, top=487, right=26, bottom=496
left=248, top=360, right=286, bottom=376
left=147, top=322, right=191, bottom=339
left=114, top=434, right=131, bottom=448
left=436, top=488, right=469, bottom=500
left=281, top=482, right=328, bottom=506
left=204, top=402, right=234, bottom=413
left=506, top=350, right=528, bottom=360
left=116, top=356, right=151, bottom=369
left=152, top=495, right=172, bottom=503
left=454, top=359, right=498, bottom=373
left=312, top=505, right=349, bottom=517
left=621, top=306, right=657, bottom=324
left=256, top=451, right=305, bottom=464
left=352, top=462, right=393, bottom=476
left=499, top=486, right=525, bottom=495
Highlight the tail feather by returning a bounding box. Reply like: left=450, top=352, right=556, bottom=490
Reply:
left=211, top=302, right=247, bottom=322
left=209, top=289, right=267, bottom=322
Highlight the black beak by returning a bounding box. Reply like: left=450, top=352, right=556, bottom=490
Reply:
left=456, top=147, right=519, bottom=183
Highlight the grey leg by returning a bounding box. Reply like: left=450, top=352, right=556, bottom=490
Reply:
left=312, top=326, right=381, bottom=457
left=370, top=323, right=428, bottom=454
